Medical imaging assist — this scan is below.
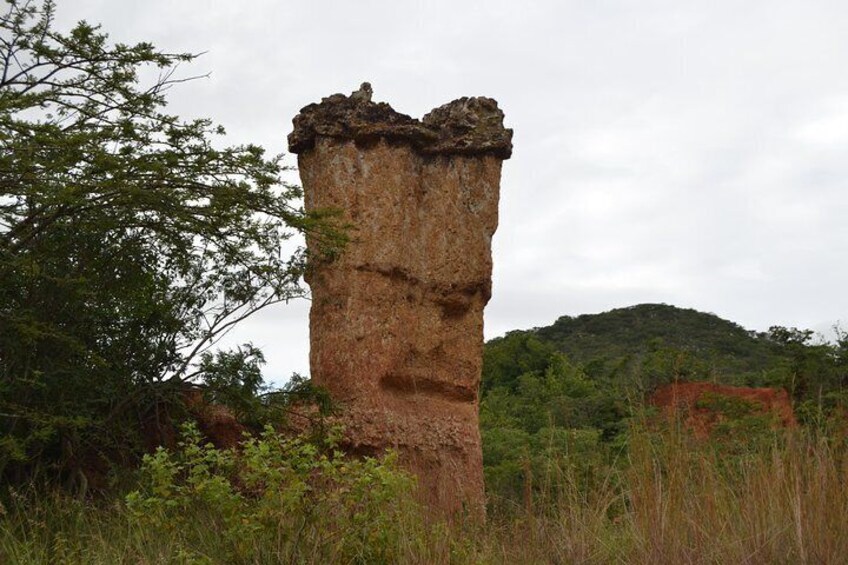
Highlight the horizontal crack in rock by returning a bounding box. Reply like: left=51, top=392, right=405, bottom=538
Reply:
left=354, top=262, right=492, bottom=316
left=380, top=371, right=476, bottom=402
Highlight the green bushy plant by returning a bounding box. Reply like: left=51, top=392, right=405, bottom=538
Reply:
left=125, top=423, right=422, bottom=564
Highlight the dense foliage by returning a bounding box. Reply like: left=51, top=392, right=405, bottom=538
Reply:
left=0, top=0, right=343, bottom=486
left=122, top=423, right=420, bottom=563
left=480, top=303, right=848, bottom=504
left=485, top=303, right=848, bottom=398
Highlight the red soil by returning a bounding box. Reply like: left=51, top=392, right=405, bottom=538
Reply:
left=650, top=382, right=796, bottom=438
left=140, top=387, right=246, bottom=452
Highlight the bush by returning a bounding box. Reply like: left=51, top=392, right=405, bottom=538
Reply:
left=125, top=423, right=422, bottom=564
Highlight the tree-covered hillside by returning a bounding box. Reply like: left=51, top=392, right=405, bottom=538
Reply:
left=484, top=303, right=846, bottom=394
left=536, top=304, right=780, bottom=378
left=480, top=303, right=848, bottom=504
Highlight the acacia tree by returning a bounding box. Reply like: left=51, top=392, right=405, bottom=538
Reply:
left=0, top=0, right=342, bottom=484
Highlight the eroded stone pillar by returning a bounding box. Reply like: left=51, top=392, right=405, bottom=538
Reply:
left=288, top=85, right=511, bottom=517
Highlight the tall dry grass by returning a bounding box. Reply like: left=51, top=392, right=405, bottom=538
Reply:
left=2, top=425, right=847, bottom=564
left=488, top=425, right=848, bottom=564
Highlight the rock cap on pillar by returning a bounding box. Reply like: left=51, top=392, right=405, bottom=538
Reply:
left=288, top=83, right=513, bottom=158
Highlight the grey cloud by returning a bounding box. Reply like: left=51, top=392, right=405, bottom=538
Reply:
left=54, top=0, right=848, bottom=384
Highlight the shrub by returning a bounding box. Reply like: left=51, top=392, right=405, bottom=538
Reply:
left=125, top=423, right=422, bottom=563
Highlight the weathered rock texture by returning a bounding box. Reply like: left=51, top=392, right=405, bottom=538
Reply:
left=289, top=85, right=512, bottom=517
left=650, top=382, right=797, bottom=438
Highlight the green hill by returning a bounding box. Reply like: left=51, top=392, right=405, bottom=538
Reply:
left=534, top=303, right=783, bottom=380
left=483, top=303, right=793, bottom=394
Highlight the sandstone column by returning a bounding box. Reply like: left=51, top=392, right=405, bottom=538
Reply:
left=288, top=85, right=512, bottom=517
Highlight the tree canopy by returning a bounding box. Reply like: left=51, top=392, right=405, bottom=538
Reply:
left=0, top=0, right=343, bottom=485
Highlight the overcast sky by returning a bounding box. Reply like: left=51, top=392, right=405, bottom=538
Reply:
left=57, top=0, right=848, bottom=383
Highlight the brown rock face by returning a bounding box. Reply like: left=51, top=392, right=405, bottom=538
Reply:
left=650, top=382, right=797, bottom=438
left=289, top=85, right=512, bottom=517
